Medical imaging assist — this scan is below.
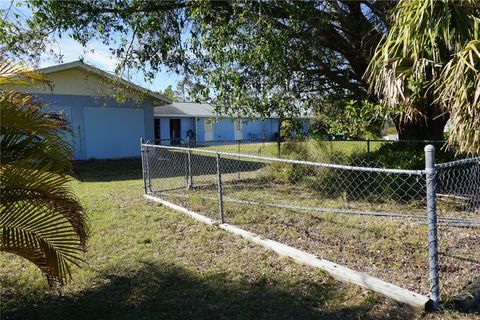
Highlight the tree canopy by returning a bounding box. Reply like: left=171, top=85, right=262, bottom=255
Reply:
left=1, top=1, right=392, bottom=115
left=160, top=85, right=176, bottom=101
left=1, top=0, right=479, bottom=151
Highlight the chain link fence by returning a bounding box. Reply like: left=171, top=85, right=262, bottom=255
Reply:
left=141, top=139, right=480, bottom=310
left=150, top=137, right=450, bottom=166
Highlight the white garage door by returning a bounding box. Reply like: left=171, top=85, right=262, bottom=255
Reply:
left=84, top=107, right=145, bottom=159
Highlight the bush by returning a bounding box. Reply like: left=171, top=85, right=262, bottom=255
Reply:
left=267, top=140, right=349, bottom=197
left=365, top=142, right=457, bottom=170
left=267, top=139, right=461, bottom=204
left=345, top=142, right=458, bottom=202
left=280, top=139, right=351, bottom=163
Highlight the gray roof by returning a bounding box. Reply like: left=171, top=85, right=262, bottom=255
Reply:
left=154, top=102, right=221, bottom=117
left=154, top=102, right=313, bottom=118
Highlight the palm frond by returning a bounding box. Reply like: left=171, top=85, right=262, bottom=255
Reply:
left=365, top=0, right=480, bottom=151
left=436, top=40, right=480, bottom=155
left=0, top=92, right=72, bottom=172
left=0, top=55, right=89, bottom=285
left=0, top=53, right=49, bottom=87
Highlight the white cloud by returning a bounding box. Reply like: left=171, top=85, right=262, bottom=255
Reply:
left=41, top=37, right=119, bottom=72
left=84, top=48, right=119, bottom=71
left=41, top=36, right=181, bottom=91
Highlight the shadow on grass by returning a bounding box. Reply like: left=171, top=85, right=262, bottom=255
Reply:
left=72, top=153, right=266, bottom=183
left=146, top=150, right=266, bottom=179
left=72, top=159, right=143, bottom=182
left=2, top=261, right=415, bottom=320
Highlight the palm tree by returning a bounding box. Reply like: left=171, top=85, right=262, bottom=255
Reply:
left=366, top=0, right=480, bottom=154
left=436, top=40, right=480, bottom=155
left=0, top=55, right=89, bottom=286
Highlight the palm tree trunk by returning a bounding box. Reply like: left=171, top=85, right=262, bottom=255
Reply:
left=392, top=104, right=449, bottom=141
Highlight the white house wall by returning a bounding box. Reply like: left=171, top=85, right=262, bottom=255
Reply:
left=9, top=68, right=123, bottom=97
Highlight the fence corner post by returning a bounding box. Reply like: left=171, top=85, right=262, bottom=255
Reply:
left=140, top=138, right=147, bottom=194
left=216, top=152, right=225, bottom=224
left=425, top=144, right=440, bottom=311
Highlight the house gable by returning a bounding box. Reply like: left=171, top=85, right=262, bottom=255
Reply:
left=10, top=67, right=112, bottom=97
left=9, top=61, right=171, bottom=106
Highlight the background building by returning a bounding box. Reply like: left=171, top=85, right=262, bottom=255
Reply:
left=154, top=102, right=310, bottom=145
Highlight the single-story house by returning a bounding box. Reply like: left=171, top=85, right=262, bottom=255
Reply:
left=153, top=102, right=311, bottom=145
left=9, top=61, right=171, bottom=160
left=10, top=60, right=311, bottom=158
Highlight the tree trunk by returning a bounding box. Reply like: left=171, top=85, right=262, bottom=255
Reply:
left=392, top=104, right=449, bottom=141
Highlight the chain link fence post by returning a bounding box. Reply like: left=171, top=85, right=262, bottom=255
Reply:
left=187, top=149, right=193, bottom=189
left=366, top=138, right=371, bottom=161
left=237, top=140, right=241, bottom=180
left=216, top=152, right=225, bottom=223
left=140, top=138, right=147, bottom=194
left=425, top=144, right=440, bottom=311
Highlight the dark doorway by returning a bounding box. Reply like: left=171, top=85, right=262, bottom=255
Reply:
left=154, top=119, right=161, bottom=143
left=170, top=119, right=181, bottom=145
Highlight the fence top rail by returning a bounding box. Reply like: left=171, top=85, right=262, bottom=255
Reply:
left=143, top=143, right=425, bottom=176
left=146, top=138, right=447, bottom=144
left=313, top=139, right=446, bottom=144
left=436, top=156, right=480, bottom=169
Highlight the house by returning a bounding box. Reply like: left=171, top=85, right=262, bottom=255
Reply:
left=11, top=60, right=311, bottom=158
left=9, top=61, right=171, bottom=160
left=153, top=102, right=311, bottom=145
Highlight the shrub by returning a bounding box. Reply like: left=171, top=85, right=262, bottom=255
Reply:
left=365, top=141, right=457, bottom=170
left=267, top=139, right=461, bottom=205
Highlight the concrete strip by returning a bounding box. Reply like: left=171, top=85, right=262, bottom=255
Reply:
left=145, top=194, right=431, bottom=310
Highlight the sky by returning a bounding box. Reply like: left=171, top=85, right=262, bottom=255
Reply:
left=40, top=36, right=183, bottom=93
left=1, top=0, right=182, bottom=93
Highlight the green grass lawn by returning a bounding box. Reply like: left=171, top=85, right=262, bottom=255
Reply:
left=200, top=140, right=386, bottom=163
left=0, top=160, right=477, bottom=319
left=201, top=141, right=281, bottom=157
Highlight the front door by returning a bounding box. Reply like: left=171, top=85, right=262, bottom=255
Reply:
left=204, top=119, right=214, bottom=142
left=154, top=118, right=161, bottom=143
left=170, top=119, right=181, bottom=145
left=234, top=119, right=243, bottom=140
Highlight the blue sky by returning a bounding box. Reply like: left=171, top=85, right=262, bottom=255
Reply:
left=1, top=0, right=182, bottom=93
left=40, top=36, right=183, bottom=93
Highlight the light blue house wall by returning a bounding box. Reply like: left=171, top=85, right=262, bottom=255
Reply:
left=243, top=119, right=276, bottom=140
left=181, top=118, right=195, bottom=141
left=269, top=119, right=281, bottom=137
left=157, top=118, right=195, bottom=145
left=155, top=116, right=283, bottom=144
left=159, top=118, right=170, bottom=145
left=302, top=119, right=310, bottom=135
left=34, top=93, right=155, bottom=160
left=212, top=119, right=235, bottom=141
left=196, top=118, right=205, bottom=143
